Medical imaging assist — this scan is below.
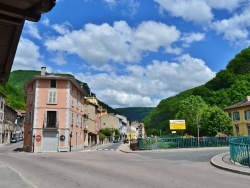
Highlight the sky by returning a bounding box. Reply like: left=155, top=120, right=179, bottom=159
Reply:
left=12, top=0, right=250, bottom=108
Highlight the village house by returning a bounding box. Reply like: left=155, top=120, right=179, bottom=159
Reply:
left=23, top=67, right=96, bottom=152
left=83, top=96, right=101, bottom=147
left=0, top=93, right=5, bottom=143
left=3, top=104, right=16, bottom=143
left=224, top=96, right=250, bottom=136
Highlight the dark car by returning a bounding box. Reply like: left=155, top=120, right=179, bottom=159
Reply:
left=10, top=138, right=17, bottom=143
left=19, top=136, right=23, bottom=141
left=113, top=139, right=119, bottom=143
left=123, top=138, right=129, bottom=144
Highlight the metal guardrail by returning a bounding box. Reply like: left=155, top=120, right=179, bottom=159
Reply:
left=229, top=136, right=250, bottom=167
left=138, top=136, right=230, bottom=150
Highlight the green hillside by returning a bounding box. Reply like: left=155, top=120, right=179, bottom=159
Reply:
left=116, top=107, right=154, bottom=122
left=142, top=47, right=250, bottom=136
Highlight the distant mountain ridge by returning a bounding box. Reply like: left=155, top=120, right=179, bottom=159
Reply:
left=116, top=107, right=154, bottom=122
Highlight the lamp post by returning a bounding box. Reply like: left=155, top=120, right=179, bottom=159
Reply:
left=197, top=116, right=200, bottom=148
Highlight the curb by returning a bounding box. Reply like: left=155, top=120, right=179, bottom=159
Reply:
left=210, top=153, right=250, bottom=176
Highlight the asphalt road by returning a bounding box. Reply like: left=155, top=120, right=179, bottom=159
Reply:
left=0, top=143, right=249, bottom=188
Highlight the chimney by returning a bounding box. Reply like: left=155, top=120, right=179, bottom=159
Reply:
left=41, top=67, right=46, bottom=76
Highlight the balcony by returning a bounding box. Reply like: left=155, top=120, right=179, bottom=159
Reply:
left=43, top=121, right=59, bottom=131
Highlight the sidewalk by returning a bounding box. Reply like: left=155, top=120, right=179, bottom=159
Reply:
left=118, top=144, right=250, bottom=176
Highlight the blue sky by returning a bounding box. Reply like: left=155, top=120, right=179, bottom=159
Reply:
left=12, top=0, right=250, bottom=108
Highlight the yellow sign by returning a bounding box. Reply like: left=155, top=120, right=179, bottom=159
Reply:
left=169, top=120, right=186, bottom=130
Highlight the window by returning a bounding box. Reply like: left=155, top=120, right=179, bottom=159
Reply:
left=72, top=113, right=74, bottom=125
left=50, top=79, right=57, bottom=88
left=76, top=115, right=79, bottom=126
left=233, top=112, right=240, bottom=121
left=0, top=96, right=3, bottom=109
left=71, top=96, right=74, bottom=106
left=235, top=124, right=239, bottom=136
left=28, top=111, right=32, bottom=124
left=48, top=90, right=57, bottom=104
left=29, top=94, right=34, bottom=105
left=244, top=110, right=250, bottom=120
left=247, top=124, right=250, bottom=136
left=47, top=111, right=57, bottom=128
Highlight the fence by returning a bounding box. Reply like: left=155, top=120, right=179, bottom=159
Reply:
left=138, top=136, right=230, bottom=150
left=229, top=136, right=250, bottom=167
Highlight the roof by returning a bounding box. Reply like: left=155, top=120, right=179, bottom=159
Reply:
left=224, top=97, right=250, bottom=110
left=24, top=74, right=88, bottom=96
left=0, top=0, right=56, bottom=86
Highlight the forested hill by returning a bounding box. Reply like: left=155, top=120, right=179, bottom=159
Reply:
left=116, top=107, right=154, bottom=122
left=142, top=47, right=250, bottom=136
left=0, top=70, right=118, bottom=114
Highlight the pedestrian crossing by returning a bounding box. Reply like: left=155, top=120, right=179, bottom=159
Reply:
left=84, top=148, right=116, bottom=152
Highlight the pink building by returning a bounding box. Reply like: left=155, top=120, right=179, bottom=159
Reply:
left=23, top=67, right=100, bottom=152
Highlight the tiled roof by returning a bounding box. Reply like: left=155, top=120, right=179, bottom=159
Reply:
left=224, top=98, right=250, bottom=110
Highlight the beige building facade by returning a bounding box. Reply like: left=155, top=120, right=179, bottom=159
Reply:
left=224, top=96, right=250, bottom=136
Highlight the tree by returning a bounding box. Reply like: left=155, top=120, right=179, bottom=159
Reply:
left=199, top=106, right=233, bottom=136
left=114, top=129, right=120, bottom=139
left=99, top=133, right=106, bottom=140
left=102, top=128, right=112, bottom=137
left=175, top=95, right=208, bottom=136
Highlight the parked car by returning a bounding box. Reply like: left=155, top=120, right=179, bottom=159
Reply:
left=10, top=138, right=17, bottom=143
left=16, top=137, right=20, bottom=142
left=113, top=139, right=119, bottom=143
left=123, top=138, right=129, bottom=144
left=19, top=136, right=23, bottom=141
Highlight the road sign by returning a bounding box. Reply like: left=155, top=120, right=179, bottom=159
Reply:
left=169, top=120, right=186, bottom=130
left=36, top=135, right=42, bottom=142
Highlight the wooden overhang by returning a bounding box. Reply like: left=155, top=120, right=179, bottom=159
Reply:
left=0, top=0, right=56, bottom=86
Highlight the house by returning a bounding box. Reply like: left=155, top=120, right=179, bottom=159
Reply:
left=100, top=113, right=121, bottom=141
left=23, top=67, right=90, bottom=152
left=224, top=96, right=250, bottom=136
left=0, top=92, right=5, bottom=143
left=115, top=114, right=130, bottom=140
left=83, top=97, right=101, bottom=147
left=3, top=104, right=17, bottom=143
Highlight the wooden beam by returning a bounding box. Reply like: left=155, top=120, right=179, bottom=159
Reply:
left=0, top=13, right=24, bottom=25
left=0, top=3, right=41, bottom=22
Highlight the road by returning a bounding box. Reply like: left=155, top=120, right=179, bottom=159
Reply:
left=0, top=142, right=249, bottom=188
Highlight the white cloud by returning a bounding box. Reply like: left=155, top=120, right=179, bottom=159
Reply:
left=12, top=38, right=44, bottom=71
left=51, top=22, right=73, bottom=35
left=205, top=0, right=243, bottom=11
left=75, top=54, right=215, bottom=108
left=211, top=9, right=250, bottom=42
left=24, top=21, right=42, bottom=39
left=181, top=32, right=205, bottom=47
left=49, top=52, right=67, bottom=65
left=103, top=0, right=140, bottom=16
left=133, top=21, right=180, bottom=51
left=41, top=17, right=50, bottom=27
left=45, top=21, right=180, bottom=66
left=154, top=0, right=213, bottom=24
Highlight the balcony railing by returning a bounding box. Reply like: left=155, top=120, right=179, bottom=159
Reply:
left=43, top=121, right=59, bottom=130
